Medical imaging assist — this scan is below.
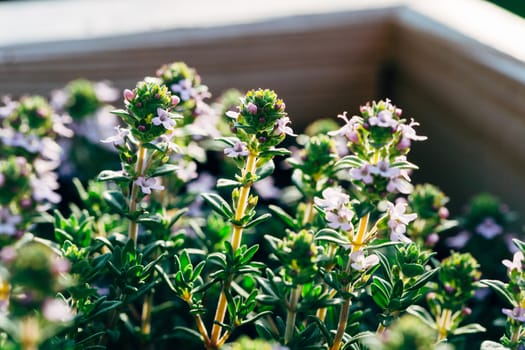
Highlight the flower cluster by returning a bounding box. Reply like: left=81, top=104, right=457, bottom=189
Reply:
left=0, top=96, right=68, bottom=247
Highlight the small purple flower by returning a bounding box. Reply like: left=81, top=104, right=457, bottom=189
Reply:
left=370, top=160, right=399, bottom=178
left=502, top=251, right=524, bottom=272
left=325, top=206, right=354, bottom=231
left=187, top=172, right=216, bottom=194
left=176, top=160, right=198, bottom=183
left=171, top=79, right=194, bottom=101
left=502, top=307, right=525, bottom=322
left=31, top=175, right=61, bottom=204
left=275, top=117, right=296, bottom=136
left=246, top=102, right=258, bottom=115
left=42, top=298, right=74, bottom=322
left=369, top=110, right=397, bottom=129
left=51, top=257, right=71, bottom=274
left=350, top=250, right=379, bottom=271
left=152, top=108, right=176, bottom=130
left=224, top=141, right=249, bottom=158
left=386, top=171, right=413, bottom=194
left=380, top=201, right=416, bottom=243
left=100, top=126, right=130, bottom=146
left=349, top=164, right=374, bottom=184
left=135, top=176, right=165, bottom=195
left=328, top=112, right=361, bottom=143
left=397, top=119, right=427, bottom=150
left=475, top=217, right=503, bottom=239
left=445, top=231, right=472, bottom=249
left=0, top=97, right=18, bottom=119
left=314, top=188, right=349, bottom=211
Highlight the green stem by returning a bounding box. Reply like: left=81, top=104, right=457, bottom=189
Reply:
left=285, top=286, right=303, bottom=344
left=210, top=153, right=258, bottom=347
left=128, top=145, right=147, bottom=246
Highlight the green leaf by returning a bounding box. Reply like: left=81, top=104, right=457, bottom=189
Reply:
left=103, top=190, right=128, bottom=214
left=452, top=323, right=486, bottom=335
left=97, top=170, right=130, bottom=183
left=149, top=164, right=179, bottom=177
left=216, top=178, right=242, bottom=189
left=215, top=137, right=237, bottom=147
left=111, top=109, right=138, bottom=124
left=259, top=147, right=291, bottom=158
left=406, top=268, right=439, bottom=291
left=479, top=279, right=514, bottom=305
left=164, top=327, right=203, bottom=342
left=314, top=228, right=350, bottom=246
left=370, top=276, right=392, bottom=310
left=401, top=263, right=425, bottom=277
left=480, top=341, right=510, bottom=350
left=201, top=193, right=233, bottom=219
left=406, top=305, right=436, bottom=329
left=168, top=208, right=188, bottom=228
left=244, top=213, right=272, bottom=229
left=255, top=160, right=275, bottom=181
left=268, top=205, right=297, bottom=229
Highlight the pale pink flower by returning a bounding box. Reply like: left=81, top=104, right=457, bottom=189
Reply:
left=275, top=117, right=296, bottom=136
left=314, top=188, right=349, bottom=211
left=349, top=164, right=374, bottom=184
left=42, top=298, right=74, bottom=322
left=224, top=141, right=249, bottom=158
left=123, top=89, right=135, bottom=101
left=101, top=126, right=130, bottom=146
left=328, top=112, right=361, bottom=143
left=381, top=201, right=416, bottom=243
left=370, top=160, right=399, bottom=178
left=325, top=206, right=354, bottom=231
left=502, top=251, right=524, bottom=272
left=502, top=307, right=525, bottom=322
left=369, top=110, right=397, bottom=129
left=350, top=250, right=380, bottom=271
left=152, top=108, right=176, bottom=130
left=135, top=176, right=164, bottom=195
left=171, top=79, right=194, bottom=101
left=446, top=231, right=472, bottom=249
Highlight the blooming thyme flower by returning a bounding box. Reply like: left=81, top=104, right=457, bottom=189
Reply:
left=369, top=110, right=397, bottom=129
left=325, top=206, right=354, bottom=231
left=100, top=126, right=130, bottom=146
left=152, top=108, right=176, bottom=130
left=224, top=141, right=249, bottom=158
left=314, top=187, right=350, bottom=211
left=397, top=119, right=427, bottom=150
left=42, top=298, right=74, bottom=322
left=93, top=81, right=119, bottom=103
left=176, top=160, right=198, bottom=183
left=350, top=250, right=379, bottom=271
left=134, top=176, right=165, bottom=195
left=502, top=251, right=524, bottom=272
left=502, top=307, right=525, bottom=322
left=30, top=175, right=61, bottom=204
left=0, top=97, right=17, bottom=119
left=386, top=169, right=413, bottom=194
left=328, top=112, right=361, bottom=143
left=171, top=79, right=194, bottom=101
left=475, top=217, right=503, bottom=239
left=370, top=160, right=399, bottom=178
left=275, top=116, right=296, bottom=136
left=381, top=201, right=417, bottom=243
left=349, top=164, right=374, bottom=184
left=0, top=207, right=22, bottom=236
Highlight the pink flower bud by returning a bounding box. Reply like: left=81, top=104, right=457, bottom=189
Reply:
left=123, top=89, right=135, bottom=101
left=462, top=307, right=472, bottom=316
left=171, top=95, right=181, bottom=106
left=425, top=233, right=439, bottom=247
left=439, top=207, right=449, bottom=219
left=247, top=102, right=258, bottom=115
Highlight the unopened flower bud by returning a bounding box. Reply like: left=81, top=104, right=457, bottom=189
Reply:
left=444, top=285, right=455, bottom=294
left=135, top=101, right=142, bottom=108
left=172, top=95, right=181, bottom=106
left=439, top=207, right=449, bottom=219
left=426, top=292, right=437, bottom=301
left=123, top=89, right=135, bottom=101
left=137, top=125, right=146, bottom=132
left=462, top=307, right=472, bottom=316
left=247, top=102, right=257, bottom=115
left=20, top=197, right=32, bottom=209
left=425, top=233, right=439, bottom=247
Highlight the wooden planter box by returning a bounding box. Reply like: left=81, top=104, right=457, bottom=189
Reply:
left=1, top=0, right=525, bottom=214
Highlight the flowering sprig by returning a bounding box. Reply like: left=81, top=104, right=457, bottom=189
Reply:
left=482, top=239, right=525, bottom=350
left=409, top=252, right=484, bottom=343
